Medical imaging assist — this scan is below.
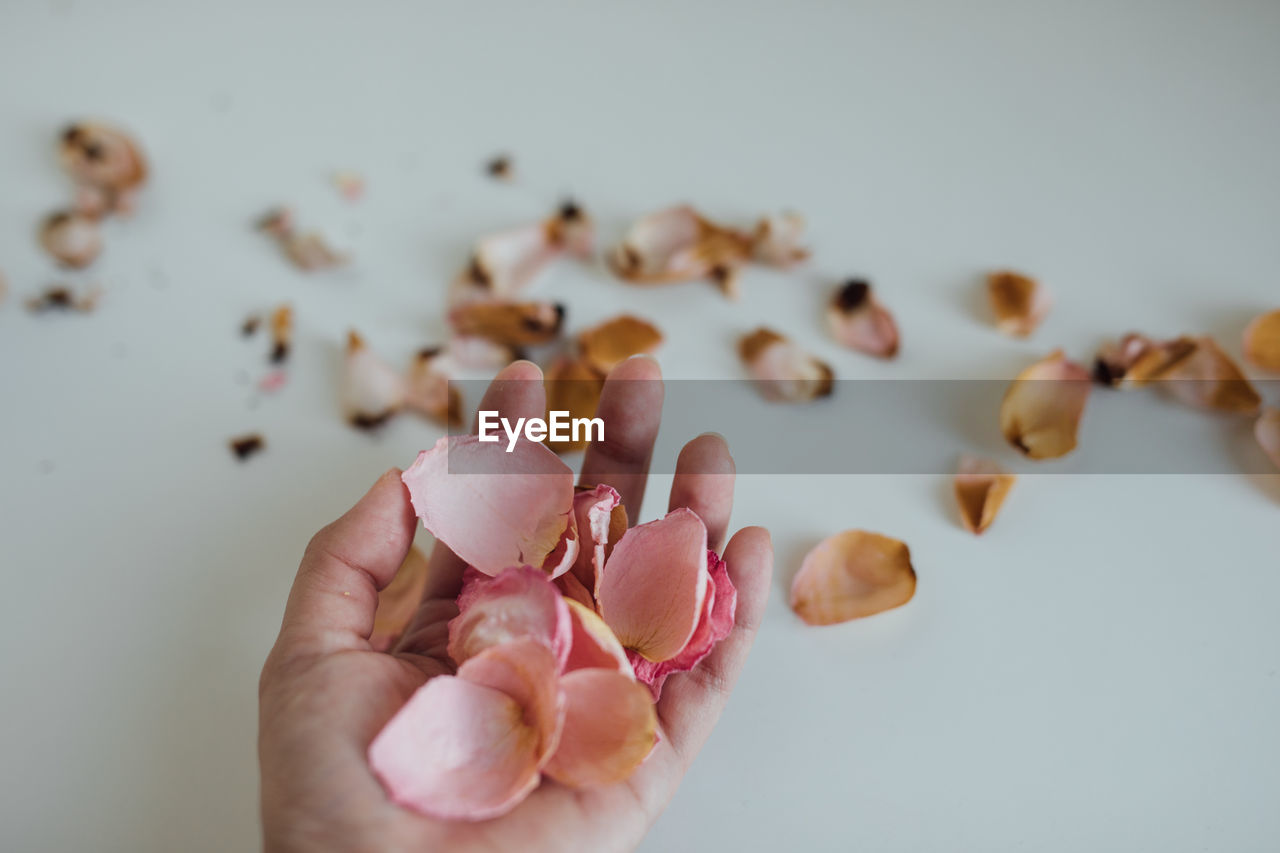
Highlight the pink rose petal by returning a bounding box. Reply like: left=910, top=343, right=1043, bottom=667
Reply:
left=569, top=484, right=622, bottom=599
left=542, top=668, right=657, bottom=788
left=449, top=566, right=572, bottom=669
left=563, top=599, right=631, bottom=675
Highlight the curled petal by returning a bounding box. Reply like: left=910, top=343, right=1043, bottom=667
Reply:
left=402, top=435, right=577, bottom=577
left=371, top=546, right=431, bottom=652
left=598, top=508, right=708, bottom=662
left=544, top=357, right=605, bottom=454
left=368, top=640, right=563, bottom=821
left=628, top=549, right=736, bottom=699
left=1153, top=337, right=1260, bottom=414
left=448, top=300, right=565, bottom=347
left=739, top=327, right=834, bottom=403
left=1244, top=310, right=1280, bottom=372
left=39, top=211, right=102, bottom=269
left=826, top=280, right=900, bottom=358
left=455, top=202, right=594, bottom=300
left=750, top=211, right=810, bottom=268
left=448, top=566, right=572, bottom=669
left=543, top=669, right=656, bottom=788
left=999, top=350, right=1092, bottom=459
left=609, top=205, right=750, bottom=295
left=564, top=599, right=631, bottom=675
left=59, top=122, right=148, bottom=205
left=987, top=271, right=1051, bottom=338
left=1256, top=409, right=1280, bottom=471
left=569, top=484, right=625, bottom=598
left=953, top=455, right=1016, bottom=534
left=341, top=331, right=406, bottom=429
left=790, top=530, right=916, bottom=626
left=268, top=304, right=292, bottom=364
left=576, top=315, right=664, bottom=375
left=405, top=347, right=463, bottom=427
left=282, top=232, right=347, bottom=271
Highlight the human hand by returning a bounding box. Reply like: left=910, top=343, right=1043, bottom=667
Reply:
left=258, top=357, right=773, bottom=852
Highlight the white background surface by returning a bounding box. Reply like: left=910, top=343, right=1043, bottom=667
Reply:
left=2, top=1, right=1279, bottom=850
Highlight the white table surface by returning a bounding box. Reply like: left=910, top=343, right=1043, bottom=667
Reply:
left=2, top=1, right=1279, bottom=850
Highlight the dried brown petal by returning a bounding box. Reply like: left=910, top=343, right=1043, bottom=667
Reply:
left=241, top=314, right=261, bottom=337
left=25, top=284, right=101, bottom=313
left=1243, top=310, right=1280, bottom=372
left=371, top=547, right=431, bottom=652
left=608, top=206, right=752, bottom=294
left=750, top=212, right=810, bottom=267
left=790, top=530, right=916, bottom=626
left=1147, top=337, right=1260, bottom=413
left=825, top=279, right=900, bottom=358
left=341, top=330, right=406, bottom=429
left=953, top=455, right=1016, bottom=534
left=39, top=211, right=103, bottom=269
left=1256, top=409, right=1280, bottom=471
left=269, top=304, right=293, bottom=364
left=739, top=327, right=834, bottom=403
left=987, top=270, right=1051, bottom=338
left=282, top=232, right=347, bottom=271
left=256, top=207, right=295, bottom=239
left=406, top=348, right=464, bottom=427
left=229, top=434, right=265, bottom=461
left=448, top=300, right=565, bottom=347
left=486, top=155, right=513, bottom=181
left=1000, top=350, right=1092, bottom=459
left=453, top=202, right=594, bottom=301
left=544, top=357, right=606, bottom=453
left=576, top=315, right=664, bottom=375
left=59, top=122, right=147, bottom=212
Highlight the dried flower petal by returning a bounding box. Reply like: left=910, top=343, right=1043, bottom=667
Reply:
left=1000, top=350, right=1092, bottom=459
left=609, top=205, right=752, bottom=295
left=542, top=669, right=656, bottom=788
left=229, top=434, right=265, bottom=461
left=268, top=304, right=292, bottom=364
left=1243, top=310, right=1280, bottom=372
left=332, top=170, right=365, bottom=201
left=25, top=284, right=101, bottom=313
left=39, top=211, right=102, bottom=269
left=371, top=546, right=430, bottom=652
left=567, top=484, right=625, bottom=598
left=59, top=122, right=147, bottom=214
left=576, top=315, right=664, bottom=375
left=448, top=567, right=572, bottom=668
left=790, top=530, right=916, bottom=626
left=739, top=327, right=834, bottom=403
left=953, top=455, right=1016, bottom=534
left=448, top=300, right=565, bottom=347
left=987, top=270, right=1051, bottom=338
left=404, top=347, right=463, bottom=426
left=563, top=598, right=631, bottom=675
left=486, top=155, right=513, bottom=181
left=1256, top=409, right=1280, bottom=471
left=341, top=330, right=406, bottom=429
left=544, top=357, right=605, bottom=453
left=282, top=232, right=347, bottom=271
left=749, top=211, right=810, bottom=267
left=256, top=207, right=294, bottom=239
left=454, top=202, right=594, bottom=300
left=825, top=280, right=899, bottom=358
left=444, top=335, right=518, bottom=369
left=1153, top=337, right=1261, bottom=414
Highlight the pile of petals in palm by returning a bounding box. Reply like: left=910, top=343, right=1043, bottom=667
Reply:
left=367, top=435, right=737, bottom=820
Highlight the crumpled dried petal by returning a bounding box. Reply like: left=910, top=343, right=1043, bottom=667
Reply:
left=1243, top=310, right=1280, bottom=372
left=443, top=335, right=518, bottom=370
left=987, top=270, right=1051, bottom=338
left=449, top=567, right=572, bottom=669
left=568, top=484, right=624, bottom=598
left=448, top=300, right=565, bottom=347
left=1153, top=337, right=1260, bottom=414
left=368, top=639, right=563, bottom=821
left=576, top=315, right=664, bottom=375
left=749, top=211, right=810, bottom=268
left=341, top=331, right=407, bottom=429
left=59, top=122, right=147, bottom=215
left=825, top=280, right=899, bottom=358
left=402, top=435, right=578, bottom=578
left=544, top=357, right=605, bottom=453
left=25, top=284, right=101, bottom=314
left=739, top=327, right=834, bottom=402
left=371, top=546, right=430, bottom=652
left=609, top=205, right=751, bottom=297
left=953, top=455, right=1016, bottom=534
left=1000, top=350, right=1092, bottom=459
left=453, top=202, right=594, bottom=300
left=1092, top=333, right=1166, bottom=386
left=563, top=598, right=632, bottom=675
left=790, top=530, right=916, bottom=626
left=598, top=508, right=709, bottom=663
left=256, top=206, right=347, bottom=271
left=268, top=304, right=292, bottom=364
left=627, top=549, right=736, bottom=698
left=39, top=211, right=103, bottom=269
left=542, top=668, right=656, bottom=788
left=1256, top=409, right=1280, bottom=471
left=405, top=347, right=463, bottom=427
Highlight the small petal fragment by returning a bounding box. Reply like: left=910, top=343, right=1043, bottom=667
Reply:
left=563, top=599, right=631, bottom=675
left=987, top=271, right=1051, bottom=338
left=999, top=350, right=1092, bottom=459
left=1256, top=409, right=1280, bottom=471
left=609, top=205, right=751, bottom=294
left=750, top=211, right=810, bottom=268
left=790, top=530, right=916, bottom=626
left=1154, top=337, right=1261, bottom=414
left=371, top=546, right=430, bottom=652
left=739, top=327, right=834, bottom=403
left=448, top=566, right=572, bottom=668
left=598, top=508, right=709, bottom=662
left=825, top=280, right=900, bottom=358
left=448, top=300, right=566, bottom=347
left=39, top=211, right=103, bottom=269
left=402, top=435, right=577, bottom=577
left=542, top=669, right=657, bottom=788
left=1243, top=310, right=1280, bottom=372
left=577, top=315, right=664, bottom=375
left=953, top=455, right=1017, bottom=534
left=268, top=304, right=293, bottom=364
left=59, top=122, right=148, bottom=214
left=341, top=331, right=407, bottom=429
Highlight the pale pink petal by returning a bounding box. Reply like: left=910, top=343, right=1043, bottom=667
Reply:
left=453, top=203, right=594, bottom=301
left=1257, top=409, right=1280, bottom=471
left=609, top=205, right=750, bottom=292
left=404, top=347, right=463, bottom=427
left=368, top=640, right=562, bottom=821
left=445, top=335, right=517, bottom=370
left=39, top=211, right=103, bottom=269
left=401, top=435, right=576, bottom=577
left=790, top=530, right=917, bottom=626
left=569, top=484, right=623, bottom=599
left=750, top=211, right=810, bottom=268
left=825, top=280, right=900, bottom=359
left=999, top=350, right=1092, bottom=459
left=341, top=331, right=407, bottom=429
left=371, top=546, right=431, bottom=652
left=543, top=669, right=657, bottom=788
left=598, top=508, right=708, bottom=662
left=628, top=550, right=736, bottom=699
left=448, top=566, right=572, bottom=668
left=59, top=122, right=148, bottom=205
left=739, top=327, right=835, bottom=403
left=564, top=599, right=631, bottom=675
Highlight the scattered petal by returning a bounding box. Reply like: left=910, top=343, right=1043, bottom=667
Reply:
left=1256, top=409, right=1280, bottom=470
left=486, top=155, right=514, bottom=181
left=953, top=455, right=1016, bottom=534
left=739, top=327, right=834, bottom=402
left=39, top=211, right=103, bottom=269
left=449, top=300, right=566, bottom=346
left=1154, top=337, right=1261, bottom=414
left=790, top=530, right=916, bottom=626
left=987, top=270, right=1051, bottom=338
left=443, top=335, right=518, bottom=369
left=229, top=434, right=265, bottom=461
left=576, top=315, right=664, bottom=375
left=405, top=347, right=463, bottom=427
left=1092, top=333, right=1168, bottom=386
left=25, top=284, right=101, bottom=314
left=543, top=669, right=656, bottom=788
left=1000, top=350, right=1092, bottom=459
left=749, top=211, right=810, bottom=267
left=332, top=170, right=365, bottom=201
left=609, top=205, right=751, bottom=295
left=282, top=232, right=348, bottom=271
left=341, top=330, right=406, bottom=429
left=563, top=599, right=632, bottom=675
left=269, top=304, right=292, bottom=364
left=449, top=566, right=572, bottom=668
left=454, top=202, right=593, bottom=300
left=544, top=357, right=605, bottom=453
left=402, top=435, right=577, bottom=577
left=825, top=280, right=900, bottom=358
left=1243, top=310, right=1280, bottom=372
left=569, top=484, right=624, bottom=597
left=59, top=121, right=147, bottom=214
left=257, top=369, right=288, bottom=394
left=256, top=207, right=294, bottom=240
left=371, top=546, right=430, bottom=652
left=598, top=508, right=709, bottom=662
left=240, top=314, right=261, bottom=337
